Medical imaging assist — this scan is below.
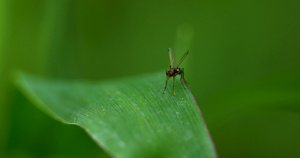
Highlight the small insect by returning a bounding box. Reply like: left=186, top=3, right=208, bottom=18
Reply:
left=163, top=48, right=189, bottom=95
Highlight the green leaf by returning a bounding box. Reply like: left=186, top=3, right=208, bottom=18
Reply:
left=14, top=71, right=217, bottom=158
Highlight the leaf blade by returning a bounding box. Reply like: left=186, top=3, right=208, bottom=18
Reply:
left=14, top=71, right=217, bottom=158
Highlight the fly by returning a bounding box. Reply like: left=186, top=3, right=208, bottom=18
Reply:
left=163, top=48, right=189, bottom=95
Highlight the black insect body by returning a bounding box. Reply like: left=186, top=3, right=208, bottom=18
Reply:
left=163, top=48, right=189, bottom=95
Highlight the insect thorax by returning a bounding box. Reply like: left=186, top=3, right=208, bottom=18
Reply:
left=166, top=68, right=182, bottom=77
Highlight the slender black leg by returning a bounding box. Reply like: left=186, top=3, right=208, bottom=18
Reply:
left=173, top=77, right=175, bottom=95
left=163, top=77, right=171, bottom=94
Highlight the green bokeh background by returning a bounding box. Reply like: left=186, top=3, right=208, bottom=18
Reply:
left=1, top=0, right=299, bottom=158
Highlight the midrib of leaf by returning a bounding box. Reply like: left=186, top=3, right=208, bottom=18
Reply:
left=14, top=71, right=217, bottom=158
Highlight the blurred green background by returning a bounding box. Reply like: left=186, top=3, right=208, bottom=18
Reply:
left=1, top=0, right=299, bottom=157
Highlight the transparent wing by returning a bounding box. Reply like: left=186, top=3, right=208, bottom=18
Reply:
left=176, top=50, right=189, bottom=68
left=168, top=48, right=175, bottom=68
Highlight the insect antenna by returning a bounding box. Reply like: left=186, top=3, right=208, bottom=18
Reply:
left=168, top=48, right=175, bottom=68
left=176, top=50, right=189, bottom=68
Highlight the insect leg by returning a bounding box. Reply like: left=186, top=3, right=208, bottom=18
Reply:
left=180, top=76, right=185, bottom=89
left=173, top=77, right=175, bottom=95
left=163, top=77, right=171, bottom=94
left=180, top=68, right=186, bottom=89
